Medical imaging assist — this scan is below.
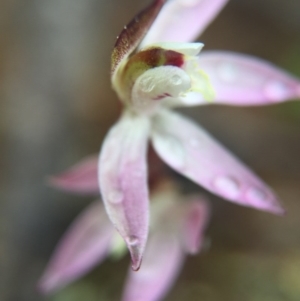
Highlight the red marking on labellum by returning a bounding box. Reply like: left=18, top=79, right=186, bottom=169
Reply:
left=152, top=93, right=171, bottom=100
left=123, top=48, right=184, bottom=75
left=164, top=50, right=184, bottom=68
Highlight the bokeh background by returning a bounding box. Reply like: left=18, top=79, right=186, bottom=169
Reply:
left=1, top=0, right=300, bottom=300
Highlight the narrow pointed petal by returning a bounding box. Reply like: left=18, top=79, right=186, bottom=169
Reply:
left=48, top=155, right=99, bottom=195
left=38, top=201, right=114, bottom=294
left=181, top=197, right=210, bottom=254
left=121, top=234, right=184, bottom=301
left=111, top=0, right=164, bottom=77
left=99, top=112, right=150, bottom=270
left=140, top=0, right=229, bottom=48
left=151, top=110, right=284, bottom=214
left=197, top=51, right=300, bottom=105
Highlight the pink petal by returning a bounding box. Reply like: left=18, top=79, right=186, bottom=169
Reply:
left=111, top=0, right=164, bottom=76
left=151, top=110, right=284, bottom=214
left=181, top=197, right=210, bottom=254
left=99, top=112, right=150, bottom=271
left=197, top=51, right=300, bottom=105
left=38, top=201, right=114, bottom=294
left=48, top=155, right=99, bottom=195
left=140, top=0, right=229, bottom=48
left=121, top=234, right=184, bottom=301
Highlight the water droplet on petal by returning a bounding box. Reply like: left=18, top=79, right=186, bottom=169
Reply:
left=218, top=63, right=237, bottom=83
left=246, top=187, right=267, bottom=204
left=126, top=235, right=139, bottom=246
left=264, top=80, right=289, bottom=101
left=214, top=176, right=240, bottom=198
left=108, top=190, right=123, bottom=204
left=170, top=74, right=182, bottom=86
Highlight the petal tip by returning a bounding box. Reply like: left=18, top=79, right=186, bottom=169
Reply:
left=46, top=175, right=77, bottom=192
left=131, top=259, right=142, bottom=272
left=188, top=246, right=200, bottom=255
left=270, top=204, right=286, bottom=216
left=46, top=175, right=63, bottom=188
left=258, top=196, right=286, bottom=216
left=37, top=274, right=60, bottom=295
left=125, top=236, right=144, bottom=271
left=45, top=156, right=99, bottom=194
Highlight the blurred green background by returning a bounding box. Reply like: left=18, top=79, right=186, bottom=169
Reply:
left=0, top=0, right=300, bottom=300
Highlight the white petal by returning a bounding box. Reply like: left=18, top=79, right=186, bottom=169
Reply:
left=99, top=112, right=151, bottom=270
left=197, top=51, right=300, bottom=105
left=140, top=0, right=229, bottom=47
left=151, top=110, right=284, bottom=214
left=38, top=201, right=113, bottom=293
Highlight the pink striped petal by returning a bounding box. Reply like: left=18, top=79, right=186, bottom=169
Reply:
left=99, top=112, right=150, bottom=271
left=48, top=155, right=99, bottom=195
left=181, top=197, right=210, bottom=254
left=151, top=110, right=284, bottom=214
left=121, top=234, right=184, bottom=301
left=140, top=0, right=229, bottom=48
left=38, top=201, right=114, bottom=294
left=197, top=51, right=300, bottom=105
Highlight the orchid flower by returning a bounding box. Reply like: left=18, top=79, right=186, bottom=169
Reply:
left=39, top=178, right=209, bottom=301
left=99, top=0, right=300, bottom=271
